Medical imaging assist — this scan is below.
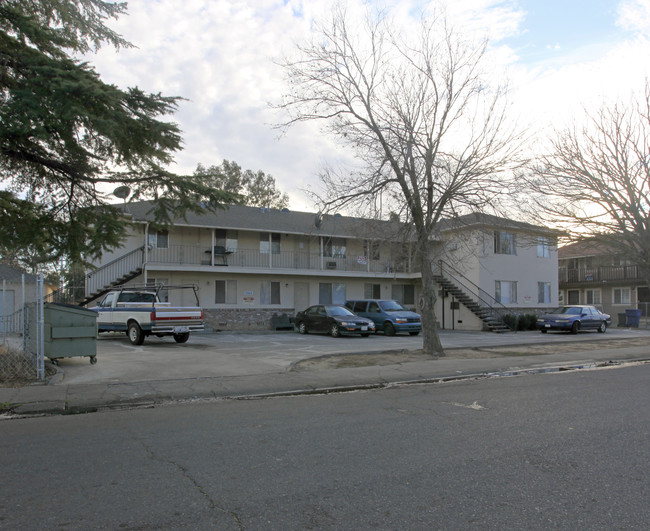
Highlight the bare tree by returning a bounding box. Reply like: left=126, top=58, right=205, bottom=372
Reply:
left=528, top=82, right=650, bottom=287
left=276, top=4, right=522, bottom=355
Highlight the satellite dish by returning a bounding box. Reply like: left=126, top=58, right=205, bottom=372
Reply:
left=113, top=186, right=131, bottom=200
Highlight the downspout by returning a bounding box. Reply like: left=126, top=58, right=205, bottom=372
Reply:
left=144, top=222, right=149, bottom=285
left=211, top=229, right=215, bottom=266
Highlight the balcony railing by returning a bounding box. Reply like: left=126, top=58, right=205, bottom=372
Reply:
left=147, top=245, right=415, bottom=274
left=559, top=265, right=642, bottom=284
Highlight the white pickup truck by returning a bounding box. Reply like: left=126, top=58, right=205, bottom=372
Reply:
left=92, top=285, right=204, bottom=345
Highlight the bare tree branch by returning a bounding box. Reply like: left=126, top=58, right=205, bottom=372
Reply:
left=527, top=80, right=650, bottom=284
left=275, top=4, right=523, bottom=355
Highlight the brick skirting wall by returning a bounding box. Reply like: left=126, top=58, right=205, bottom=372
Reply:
left=204, top=308, right=296, bottom=331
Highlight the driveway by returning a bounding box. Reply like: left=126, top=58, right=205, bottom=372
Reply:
left=51, top=327, right=650, bottom=386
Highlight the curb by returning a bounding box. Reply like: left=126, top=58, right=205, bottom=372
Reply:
left=6, top=357, right=646, bottom=419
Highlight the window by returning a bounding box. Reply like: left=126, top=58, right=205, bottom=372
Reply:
left=613, top=288, right=631, bottom=305
left=323, top=237, right=347, bottom=258
left=612, top=256, right=632, bottom=266
left=99, top=292, right=116, bottom=308
left=538, top=282, right=551, bottom=304
left=585, top=289, right=601, bottom=305
left=215, top=229, right=238, bottom=252
left=148, top=230, right=169, bottom=249
left=494, top=231, right=516, bottom=255
left=364, top=283, right=381, bottom=299
left=260, top=232, right=280, bottom=254
left=260, top=281, right=281, bottom=305
left=352, top=301, right=368, bottom=312
left=363, top=241, right=380, bottom=261
left=391, top=284, right=415, bottom=305
left=319, top=283, right=346, bottom=304
left=537, top=237, right=551, bottom=258
left=495, top=281, right=517, bottom=304
left=215, top=280, right=237, bottom=304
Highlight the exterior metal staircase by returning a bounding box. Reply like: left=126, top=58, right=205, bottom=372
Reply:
left=434, top=261, right=512, bottom=333
left=47, top=246, right=145, bottom=306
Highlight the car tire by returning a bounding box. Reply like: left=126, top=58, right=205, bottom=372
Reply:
left=298, top=322, right=308, bottom=334
left=361, top=333, right=370, bottom=337
left=128, top=322, right=145, bottom=345
left=330, top=324, right=341, bottom=337
left=571, top=321, right=580, bottom=334
left=409, top=331, right=420, bottom=336
left=384, top=322, right=396, bottom=336
left=598, top=321, right=607, bottom=333
left=173, top=332, right=190, bottom=343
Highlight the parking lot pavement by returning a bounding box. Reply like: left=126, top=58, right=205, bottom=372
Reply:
left=48, top=327, right=650, bottom=386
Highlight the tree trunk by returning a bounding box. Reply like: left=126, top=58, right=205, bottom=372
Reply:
left=419, top=251, right=445, bottom=356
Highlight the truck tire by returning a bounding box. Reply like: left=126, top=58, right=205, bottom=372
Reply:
left=173, top=333, right=190, bottom=343
left=128, top=322, right=145, bottom=345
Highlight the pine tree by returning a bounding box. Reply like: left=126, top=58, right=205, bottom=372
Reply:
left=0, top=1, right=234, bottom=265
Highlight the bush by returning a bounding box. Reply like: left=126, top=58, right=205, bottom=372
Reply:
left=502, top=313, right=538, bottom=331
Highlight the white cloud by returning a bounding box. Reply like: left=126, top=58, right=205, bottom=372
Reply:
left=84, top=0, right=650, bottom=210
left=617, top=0, right=650, bottom=33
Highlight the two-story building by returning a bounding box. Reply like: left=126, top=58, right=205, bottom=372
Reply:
left=558, top=240, right=650, bottom=320
left=84, top=202, right=559, bottom=331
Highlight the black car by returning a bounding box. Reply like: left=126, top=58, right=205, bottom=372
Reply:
left=536, top=305, right=612, bottom=334
left=295, top=305, right=375, bottom=337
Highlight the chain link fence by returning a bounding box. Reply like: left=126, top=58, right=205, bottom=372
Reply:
left=1, top=273, right=45, bottom=384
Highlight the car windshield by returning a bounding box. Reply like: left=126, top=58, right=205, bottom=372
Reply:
left=552, top=307, right=583, bottom=315
left=326, top=306, right=355, bottom=317
left=379, top=300, right=405, bottom=311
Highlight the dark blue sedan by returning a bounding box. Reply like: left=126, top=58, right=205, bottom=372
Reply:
left=295, top=305, right=375, bottom=337
left=537, top=305, right=612, bottom=334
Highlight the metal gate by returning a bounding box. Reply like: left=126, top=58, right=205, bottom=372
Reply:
left=0, top=274, right=45, bottom=382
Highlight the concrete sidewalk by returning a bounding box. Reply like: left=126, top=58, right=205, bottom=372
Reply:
left=2, top=329, right=650, bottom=417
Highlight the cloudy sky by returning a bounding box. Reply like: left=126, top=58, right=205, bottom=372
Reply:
left=88, top=0, right=650, bottom=210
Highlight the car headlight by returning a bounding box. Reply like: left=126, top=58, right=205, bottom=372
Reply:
left=339, top=321, right=350, bottom=326
left=395, top=318, right=407, bottom=323
left=556, top=319, right=570, bottom=323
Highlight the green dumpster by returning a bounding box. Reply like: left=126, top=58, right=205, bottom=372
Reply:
left=43, top=303, right=98, bottom=365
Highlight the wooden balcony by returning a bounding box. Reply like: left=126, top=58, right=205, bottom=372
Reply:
left=559, top=265, right=643, bottom=285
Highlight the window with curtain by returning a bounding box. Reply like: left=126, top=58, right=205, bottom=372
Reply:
left=215, top=280, right=237, bottom=304
left=495, top=280, right=517, bottom=304
left=494, top=231, right=516, bottom=255
left=260, top=281, right=281, bottom=304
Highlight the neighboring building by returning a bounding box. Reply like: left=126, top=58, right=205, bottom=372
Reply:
left=0, top=264, right=56, bottom=332
left=1, top=264, right=39, bottom=315
left=83, top=202, right=559, bottom=331
left=558, top=240, right=649, bottom=319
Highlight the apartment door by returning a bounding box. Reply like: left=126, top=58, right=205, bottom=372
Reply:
left=294, top=282, right=310, bottom=313
left=567, top=290, right=580, bottom=305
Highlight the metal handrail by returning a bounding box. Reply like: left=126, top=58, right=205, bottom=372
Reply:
left=86, top=246, right=145, bottom=296
left=436, top=260, right=515, bottom=329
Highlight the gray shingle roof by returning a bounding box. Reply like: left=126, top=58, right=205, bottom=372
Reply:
left=118, top=201, right=406, bottom=240
left=0, top=263, right=37, bottom=282
left=116, top=201, right=553, bottom=239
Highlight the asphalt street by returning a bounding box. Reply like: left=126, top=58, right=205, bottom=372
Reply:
left=2, top=363, right=649, bottom=530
